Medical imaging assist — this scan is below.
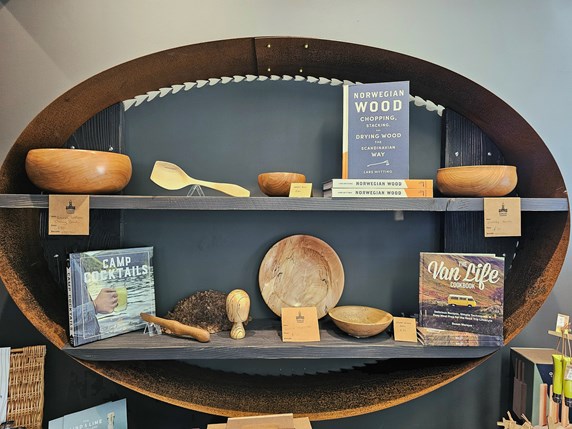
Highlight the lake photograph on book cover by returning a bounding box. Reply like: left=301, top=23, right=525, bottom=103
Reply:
left=89, top=272, right=155, bottom=334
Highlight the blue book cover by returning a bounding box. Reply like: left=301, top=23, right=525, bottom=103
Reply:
left=67, top=247, right=156, bottom=346
left=48, top=399, right=128, bottom=429
left=342, top=81, right=410, bottom=179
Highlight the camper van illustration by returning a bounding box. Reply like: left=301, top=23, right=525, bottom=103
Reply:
left=447, top=294, right=477, bottom=307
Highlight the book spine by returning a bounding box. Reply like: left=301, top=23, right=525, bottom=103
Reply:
left=324, top=179, right=433, bottom=190
left=342, top=85, right=349, bottom=179
left=324, top=188, right=432, bottom=198
left=66, top=259, right=75, bottom=346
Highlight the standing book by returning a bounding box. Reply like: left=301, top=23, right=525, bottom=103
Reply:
left=48, top=398, right=128, bottom=429
left=67, top=246, right=156, bottom=346
left=418, top=252, right=504, bottom=339
left=342, top=81, right=410, bottom=179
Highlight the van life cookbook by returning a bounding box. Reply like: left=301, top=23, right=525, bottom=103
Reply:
left=418, top=252, right=504, bottom=340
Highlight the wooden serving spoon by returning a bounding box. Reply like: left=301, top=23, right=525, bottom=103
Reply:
left=140, top=312, right=211, bottom=342
left=150, top=160, right=250, bottom=197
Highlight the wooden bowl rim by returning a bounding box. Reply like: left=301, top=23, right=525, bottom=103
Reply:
left=437, top=165, right=516, bottom=173
left=328, top=305, right=393, bottom=326
left=258, top=172, right=306, bottom=177
left=27, top=148, right=131, bottom=160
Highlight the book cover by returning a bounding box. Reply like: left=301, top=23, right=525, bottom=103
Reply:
left=417, top=327, right=504, bottom=347
left=323, top=187, right=432, bottom=198
left=342, top=81, right=410, bottom=179
left=49, top=399, right=128, bottom=429
left=418, top=252, right=504, bottom=338
left=67, top=247, right=155, bottom=346
left=323, top=178, right=432, bottom=190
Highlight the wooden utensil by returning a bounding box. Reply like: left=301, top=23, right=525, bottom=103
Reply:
left=140, top=312, right=210, bottom=342
left=150, top=160, right=250, bottom=197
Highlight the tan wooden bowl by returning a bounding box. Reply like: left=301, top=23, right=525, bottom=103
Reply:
left=328, top=306, right=393, bottom=338
left=258, top=172, right=306, bottom=196
left=436, top=165, right=517, bottom=197
left=25, top=148, right=132, bottom=194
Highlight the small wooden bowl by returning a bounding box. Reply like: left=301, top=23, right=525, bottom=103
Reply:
left=328, top=306, right=393, bottom=338
left=25, top=148, right=132, bottom=194
left=258, top=172, right=306, bottom=197
left=436, top=165, right=517, bottom=197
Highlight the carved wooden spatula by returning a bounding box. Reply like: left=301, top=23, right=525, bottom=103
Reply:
left=150, top=160, right=250, bottom=197
left=140, top=312, right=211, bottom=342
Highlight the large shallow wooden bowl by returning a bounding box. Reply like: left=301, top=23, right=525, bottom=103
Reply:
left=436, top=165, right=517, bottom=197
left=258, top=172, right=306, bottom=196
left=25, top=148, right=132, bottom=194
left=328, top=306, right=393, bottom=338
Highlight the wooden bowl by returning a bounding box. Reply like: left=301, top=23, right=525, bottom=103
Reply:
left=436, top=165, right=517, bottom=197
left=258, top=172, right=306, bottom=196
left=25, top=148, right=132, bottom=194
left=328, top=306, right=393, bottom=338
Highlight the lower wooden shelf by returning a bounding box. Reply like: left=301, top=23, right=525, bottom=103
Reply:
left=63, top=319, right=499, bottom=361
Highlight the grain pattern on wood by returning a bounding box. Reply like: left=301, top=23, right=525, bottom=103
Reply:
left=63, top=319, right=497, bottom=361
left=442, top=108, right=520, bottom=283
left=0, top=194, right=567, bottom=211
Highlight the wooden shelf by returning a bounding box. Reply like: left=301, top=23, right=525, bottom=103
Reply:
left=62, top=319, right=499, bottom=361
left=0, top=194, right=568, bottom=212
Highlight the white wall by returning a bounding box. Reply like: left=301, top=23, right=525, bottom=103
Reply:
left=1, top=1, right=571, bottom=427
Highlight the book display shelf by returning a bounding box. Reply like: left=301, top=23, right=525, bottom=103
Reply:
left=0, top=37, right=569, bottom=420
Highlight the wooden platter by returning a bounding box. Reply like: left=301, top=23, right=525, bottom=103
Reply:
left=259, top=235, right=344, bottom=318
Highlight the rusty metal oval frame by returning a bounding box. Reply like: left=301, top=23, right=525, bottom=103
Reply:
left=0, top=37, right=569, bottom=420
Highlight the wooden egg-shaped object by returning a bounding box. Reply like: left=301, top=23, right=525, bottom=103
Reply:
left=226, top=289, right=250, bottom=340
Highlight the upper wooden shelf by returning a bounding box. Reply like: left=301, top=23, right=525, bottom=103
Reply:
left=0, top=194, right=568, bottom=211
left=62, top=319, right=498, bottom=361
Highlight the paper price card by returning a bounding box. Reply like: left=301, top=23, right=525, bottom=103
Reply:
left=556, top=313, right=570, bottom=333
left=48, top=195, right=90, bottom=235
left=484, top=197, right=521, bottom=237
left=393, top=317, right=417, bottom=343
left=566, top=364, right=572, bottom=381
left=281, top=307, right=320, bottom=342
left=289, top=183, right=313, bottom=198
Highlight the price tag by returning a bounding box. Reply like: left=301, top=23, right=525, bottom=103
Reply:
left=48, top=195, right=90, bottom=235
left=565, top=364, right=572, bottom=381
left=281, top=307, right=320, bottom=342
left=393, top=317, right=417, bottom=343
left=556, top=313, right=570, bottom=333
left=484, top=197, right=521, bottom=237
left=289, top=183, right=313, bottom=198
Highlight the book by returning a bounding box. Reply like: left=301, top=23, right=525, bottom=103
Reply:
left=323, top=187, right=432, bottom=198
left=342, top=81, right=410, bottom=179
left=417, top=327, right=504, bottom=347
left=418, top=252, right=504, bottom=339
left=323, top=178, right=433, bottom=191
left=48, top=399, right=127, bottom=429
left=67, top=246, right=156, bottom=346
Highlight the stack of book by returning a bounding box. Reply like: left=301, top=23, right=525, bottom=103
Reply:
left=322, top=179, right=433, bottom=198
left=417, top=326, right=504, bottom=347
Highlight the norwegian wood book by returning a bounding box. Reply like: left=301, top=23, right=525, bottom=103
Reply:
left=67, top=246, right=155, bottom=346
left=418, top=252, right=504, bottom=340
left=323, top=178, right=432, bottom=190
left=342, top=81, right=410, bottom=179
left=323, top=187, right=432, bottom=198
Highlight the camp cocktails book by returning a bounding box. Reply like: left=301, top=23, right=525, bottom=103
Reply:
left=67, top=246, right=155, bottom=346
